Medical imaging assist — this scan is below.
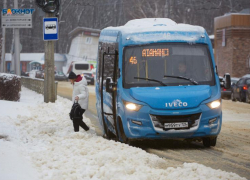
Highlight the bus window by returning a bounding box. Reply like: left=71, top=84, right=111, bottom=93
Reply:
left=103, top=55, right=114, bottom=81
left=75, top=64, right=89, bottom=70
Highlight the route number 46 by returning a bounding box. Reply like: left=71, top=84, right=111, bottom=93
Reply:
left=129, top=56, right=137, bottom=64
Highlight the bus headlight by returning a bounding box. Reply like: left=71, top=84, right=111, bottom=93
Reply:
left=123, top=100, right=142, bottom=111
left=206, top=99, right=221, bottom=109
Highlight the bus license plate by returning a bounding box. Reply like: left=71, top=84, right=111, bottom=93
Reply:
left=164, top=122, right=188, bottom=129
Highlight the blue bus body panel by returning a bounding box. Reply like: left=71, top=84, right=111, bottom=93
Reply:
left=116, top=85, right=221, bottom=139
left=129, top=85, right=211, bottom=110
left=96, top=22, right=221, bottom=140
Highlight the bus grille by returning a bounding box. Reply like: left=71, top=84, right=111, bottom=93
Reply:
left=150, top=113, right=201, bottom=130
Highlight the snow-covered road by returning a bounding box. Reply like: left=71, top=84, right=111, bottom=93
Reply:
left=0, top=87, right=246, bottom=180
left=56, top=81, right=250, bottom=179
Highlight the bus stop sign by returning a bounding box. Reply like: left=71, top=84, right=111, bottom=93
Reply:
left=43, top=17, right=58, bottom=41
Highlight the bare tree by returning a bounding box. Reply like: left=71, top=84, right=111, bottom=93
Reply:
left=0, top=0, right=249, bottom=54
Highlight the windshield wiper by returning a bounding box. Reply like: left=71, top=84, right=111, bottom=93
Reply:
left=164, top=75, right=199, bottom=85
left=134, top=77, right=167, bottom=86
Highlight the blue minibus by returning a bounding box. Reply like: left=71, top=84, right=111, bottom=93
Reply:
left=95, top=18, right=231, bottom=147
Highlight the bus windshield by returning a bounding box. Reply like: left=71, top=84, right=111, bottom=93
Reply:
left=123, top=43, right=215, bottom=88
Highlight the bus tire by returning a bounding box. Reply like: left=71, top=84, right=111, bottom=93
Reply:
left=203, top=136, right=217, bottom=147
left=103, top=120, right=114, bottom=139
left=117, top=117, right=130, bottom=144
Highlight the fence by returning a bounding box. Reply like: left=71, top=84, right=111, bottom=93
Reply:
left=21, top=77, right=58, bottom=100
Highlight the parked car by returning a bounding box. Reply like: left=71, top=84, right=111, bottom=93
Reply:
left=231, top=77, right=250, bottom=102
left=55, top=71, right=68, bottom=81
left=231, top=77, right=240, bottom=88
left=243, top=74, right=250, bottom=78
left=9, top=70, right=15, bottom=74
left=82, top=72, right=95, bottom=85
left=21, top=71, right=29, bottom=77
left=247, top=86, right=250, bottom=103
left=29, top=70, right=40, bottom=79
left=42, top=71, right=58, bottom=79
left=221, top=77, right=239, bottom=99
left=71, top=61, right=95, bottom=75
left=35, top=70, right=44, bottom=79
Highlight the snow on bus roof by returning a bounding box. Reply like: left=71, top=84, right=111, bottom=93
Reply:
left=103, top=18, right=205, bottom=34
left=124, top=18, right=177, bottom=27
left=101, top=18, right=206, bottom=43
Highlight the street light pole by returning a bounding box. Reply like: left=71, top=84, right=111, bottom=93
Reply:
left=56, top=21, right=65, bottom=53
left=36, top=0, right=60, bottom=103
left=44, top=12, right=56, bottom=103
left=0, top=0, right=7, bottom=73
left=14, top=0, right=21, bottom=76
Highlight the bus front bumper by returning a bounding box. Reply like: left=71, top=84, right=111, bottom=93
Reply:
left=121, top=104, right=222, bottom=140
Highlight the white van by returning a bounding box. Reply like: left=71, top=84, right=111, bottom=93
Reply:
left=71, top=61, right=94, bottom=75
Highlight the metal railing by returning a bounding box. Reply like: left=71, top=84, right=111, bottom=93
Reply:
left=21, top=77, right=58, bottom=100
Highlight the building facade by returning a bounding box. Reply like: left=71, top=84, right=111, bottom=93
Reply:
left=63, top=27, right=100, bottom=74
left=5, top=53, right=66, bottom=73
left=214, top=13, right=250, bottom=77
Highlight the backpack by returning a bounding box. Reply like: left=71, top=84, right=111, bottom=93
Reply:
left=69, top=101, right=82, bottom=120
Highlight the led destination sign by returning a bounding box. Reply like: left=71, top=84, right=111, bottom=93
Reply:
left=142, top=48, right=169, bottom=57
left=129, top=48, right=170, bottom=64
left=129, top=57, right=137, bottom=64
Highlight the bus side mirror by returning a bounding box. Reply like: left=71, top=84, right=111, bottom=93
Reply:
left=219, top=77, right=223, bottom=87
left=106, top=77, right=117, bottom=93
left=224, top=73, right=231, bottom=89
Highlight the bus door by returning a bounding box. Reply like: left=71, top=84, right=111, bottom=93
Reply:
left=100, top=48, right=119, bottom=137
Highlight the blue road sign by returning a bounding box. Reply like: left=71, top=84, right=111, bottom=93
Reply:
left=43, top=17, right=58, bottom=41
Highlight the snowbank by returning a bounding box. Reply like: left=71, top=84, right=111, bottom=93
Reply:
left=0, top=87, right=246, bottom=180
left=0, top=73, right=21, bottom=81
left=0, top=141, right=39, bottom=180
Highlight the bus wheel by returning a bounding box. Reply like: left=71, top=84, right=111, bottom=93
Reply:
left=117, top=117, right=130, bottom=144
left=103, top=121, right=114, bottom=140
left=203, top=137, right=217, bottom=147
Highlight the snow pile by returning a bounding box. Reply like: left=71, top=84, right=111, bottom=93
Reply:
left=0, top=140, right=39, bottom=180
left=0, top=73, right=21, bottom=81
left=0, top=87, right=247, bottom=180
